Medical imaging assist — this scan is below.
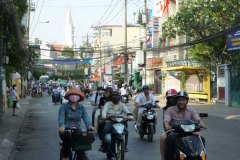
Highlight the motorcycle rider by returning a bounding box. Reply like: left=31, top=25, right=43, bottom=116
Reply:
left=135, top=84, right=159, bottom=132
left=160, top=91, right=207, bottom=160
left=91, top=86, right=104, bottom=126
left=120, top=84, right=129, bottom=103
left=58, top=87, right=95, bottom=160
left=60, top=86, right=68, bottom=104
left=98, top=87, right=113, bottom=150
left=133, top=86, right=143, bottom=127
left=101, top=91, right=133, bottom=160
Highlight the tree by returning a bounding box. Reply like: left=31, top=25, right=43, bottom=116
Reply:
left=162, top=0, right=240, bottom=67
left=61, top=47, right=74, bottom=59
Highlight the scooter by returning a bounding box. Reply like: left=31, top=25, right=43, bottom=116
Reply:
left=31, top=88, right=38, bottom=97
left=165, top=114, right=208, bottom=160
left=52, top=91, right=61, bottom=104
left=102, top=114, right=131, bottom=160
left=137, top=101, right=158, bottom=142
left=59, top=128, right=95, bottom=160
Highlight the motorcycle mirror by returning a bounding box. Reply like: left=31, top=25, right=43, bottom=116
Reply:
left=199, top=113, right=208, bottom=118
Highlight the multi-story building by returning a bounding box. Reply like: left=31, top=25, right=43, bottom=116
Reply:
left=92, top=25, right=141, bottom=84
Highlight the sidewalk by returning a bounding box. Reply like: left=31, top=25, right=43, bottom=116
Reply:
left=0, top=96, right=31, bottom=160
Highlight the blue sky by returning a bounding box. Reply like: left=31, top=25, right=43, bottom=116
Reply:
left=29, top=0, right=145, bottom=46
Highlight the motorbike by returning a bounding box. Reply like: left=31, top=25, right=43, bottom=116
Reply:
left=47, top=87, right=52, bottom=95
left=102, top=114, right=131, bottom=160
left=31, top=88, right=38, bottom=97
left=165, top=115, right=208, bottom=160
left=137, top=101, right=158, bottom=142
left=52, top=91, right=61, bottom=104
left=59, top=128, right=95, bottom=160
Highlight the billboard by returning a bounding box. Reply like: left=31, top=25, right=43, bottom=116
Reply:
left=227, top=30, right=240, bottom=51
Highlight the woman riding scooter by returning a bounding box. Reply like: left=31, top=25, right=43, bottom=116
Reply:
left=58, top=87, right=95, bottom=160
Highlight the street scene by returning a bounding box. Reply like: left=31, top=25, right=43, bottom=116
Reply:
left=2, top=93, right=240, bottom=160
left=1, top=0, right=240, bottom=160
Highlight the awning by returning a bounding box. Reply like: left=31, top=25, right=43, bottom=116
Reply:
left=161, top=66, right=210, bottom=75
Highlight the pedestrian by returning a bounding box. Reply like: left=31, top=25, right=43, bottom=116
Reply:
left=10, top=84, right=18, bottom=116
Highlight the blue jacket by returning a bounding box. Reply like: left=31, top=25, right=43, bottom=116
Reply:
left=58, top=102, right=92, bottom=130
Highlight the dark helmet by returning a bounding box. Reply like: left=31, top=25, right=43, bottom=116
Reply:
left=104, top=87, right=113, bottom=93
left=111, top=91, right=121, bottom=97
left=142, top=85, right=150, bottom=90
left=97, top=86, right=104, bottom=90
left=175, top=91, right=189, bottom=100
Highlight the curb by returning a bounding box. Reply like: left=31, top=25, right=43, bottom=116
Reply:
left=0, top=97, right=31, bottom=160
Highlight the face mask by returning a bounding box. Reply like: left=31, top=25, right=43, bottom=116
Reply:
left=69, top=95, right=80, bottom=103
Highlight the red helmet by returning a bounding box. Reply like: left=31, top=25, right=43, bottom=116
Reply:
left=165, top=89, right=177, bottom=97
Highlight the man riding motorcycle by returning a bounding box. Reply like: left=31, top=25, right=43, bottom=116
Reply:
left=58, top=87, right=95, bottom=160
left=133, top=86, right=143, bottom=127
left=101, top=91, right=133, bottom=160
left=160, top=91, right=207, bottom=160
left=135, top=84, right=159, bottom=132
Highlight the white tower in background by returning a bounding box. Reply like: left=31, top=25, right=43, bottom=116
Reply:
left=65, top=7, right=74, bottom=48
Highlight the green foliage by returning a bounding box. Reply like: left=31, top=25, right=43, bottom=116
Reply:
left=61, top=47, right=74, bottom=59
left=32, top=69, right=45, bottom=80
left=162, top=0, right=240, bottom=67
left=57, top=66, right=85, bottom=81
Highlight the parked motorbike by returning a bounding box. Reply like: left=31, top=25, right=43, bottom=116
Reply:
left=52, top=91, right=61, bottom=104
left=102, top=114, right=131, bottom=160
left=137, top=101, right=158, bottom=142
left=165, top=115, right=208, bottom=160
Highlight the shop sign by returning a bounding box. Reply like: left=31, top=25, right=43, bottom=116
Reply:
left=146, top=58, right=163, bottom=69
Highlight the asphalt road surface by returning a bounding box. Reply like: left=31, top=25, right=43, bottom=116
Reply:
left=9, top=93, right=240, bottom=160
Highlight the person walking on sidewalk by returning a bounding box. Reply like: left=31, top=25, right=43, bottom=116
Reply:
left=10, top=84, right=18, bottom=116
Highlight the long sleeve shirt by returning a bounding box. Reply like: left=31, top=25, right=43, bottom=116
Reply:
left=102, top=101, right=131, bottom=119
left=58, top=103, right=92, bottom=130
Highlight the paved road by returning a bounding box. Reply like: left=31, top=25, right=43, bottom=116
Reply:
left=9, top=93, right=240, bottom=160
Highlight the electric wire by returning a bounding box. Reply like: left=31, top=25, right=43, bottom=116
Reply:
left=92, top=0, right=114, bottom=26
left=30, top=0, right=44, bottom=38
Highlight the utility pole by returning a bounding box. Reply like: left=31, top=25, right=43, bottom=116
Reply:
left=98, top=23, right=103, bottom=87
left=142, top=0, right=147, bottom=85
left=124, top=0, right=128, bottom=84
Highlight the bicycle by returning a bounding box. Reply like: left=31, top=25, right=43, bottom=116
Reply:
left=59, top=129, right=95, bottom=160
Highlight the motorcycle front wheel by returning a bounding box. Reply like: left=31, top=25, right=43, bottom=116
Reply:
left=116, top=141, right=125, bottom=160
left=75, top=151, right=88, bottom=160
left=147, top=125, right=154, bottom=142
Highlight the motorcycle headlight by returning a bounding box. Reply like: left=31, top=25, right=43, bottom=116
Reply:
left=147, top=115, right=154, bottom=119
left=180, top=124, right=195, bottom=132
left=115, top=117, right=123, bottom=122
